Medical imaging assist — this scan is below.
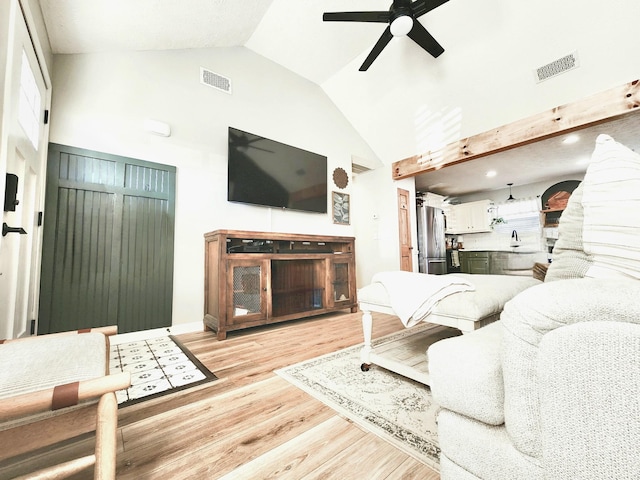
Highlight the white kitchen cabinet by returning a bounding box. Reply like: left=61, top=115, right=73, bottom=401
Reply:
left=446, top=200, right=492, bottom=234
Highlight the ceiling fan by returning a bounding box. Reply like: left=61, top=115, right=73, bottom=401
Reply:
left=323, top=0, right=450, bottom=71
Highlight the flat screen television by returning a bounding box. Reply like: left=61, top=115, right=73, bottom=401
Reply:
left=227, top=127, right=328, bottom=213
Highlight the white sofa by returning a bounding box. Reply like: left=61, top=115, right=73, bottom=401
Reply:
left=427, top=134, right=640, bottom=479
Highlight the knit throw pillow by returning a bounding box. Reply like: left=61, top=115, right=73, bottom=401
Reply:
left=581, top=134, right=640, bottom=279
left=545, top=181, right=591, bottom=282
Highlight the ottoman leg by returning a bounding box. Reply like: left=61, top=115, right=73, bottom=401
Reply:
left=360, top=310, right=373, bottom=371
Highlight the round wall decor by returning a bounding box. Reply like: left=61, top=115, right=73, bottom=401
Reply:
left=332, top=167, right=349, bottom=189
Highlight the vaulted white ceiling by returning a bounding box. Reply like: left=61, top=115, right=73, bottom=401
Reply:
left=39, top=0, right=396, bottom=85
left=37, top=0, right=640, bottom=197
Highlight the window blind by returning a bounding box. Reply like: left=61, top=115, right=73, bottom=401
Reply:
left=493, top=197, right=541, bottom=234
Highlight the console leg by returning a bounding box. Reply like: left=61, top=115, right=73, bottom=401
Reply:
left=360, top=310, right=373, bottom=370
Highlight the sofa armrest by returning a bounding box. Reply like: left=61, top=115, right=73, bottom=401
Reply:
left=428, top=321, right=505, bottom=425
left=501, top=278, right=640, bottom=459
left=538, top=321, right=640, bottom=480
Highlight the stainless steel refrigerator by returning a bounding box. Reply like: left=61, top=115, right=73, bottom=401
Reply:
left=417, top=205, right=447, bottom=274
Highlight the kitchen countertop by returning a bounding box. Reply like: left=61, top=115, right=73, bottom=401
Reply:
left=455, top=248, right=542, bottom=254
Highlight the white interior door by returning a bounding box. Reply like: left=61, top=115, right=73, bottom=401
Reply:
left=0, top=0, right=49, bottom=339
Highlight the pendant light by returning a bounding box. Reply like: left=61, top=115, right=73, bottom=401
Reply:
left=507, top=183, right=515, bottom=202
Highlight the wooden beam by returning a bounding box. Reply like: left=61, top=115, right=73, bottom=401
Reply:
left=392, top=79, right=640, bottom=180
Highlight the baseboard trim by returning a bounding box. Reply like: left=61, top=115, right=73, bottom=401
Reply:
left=111, top=321, right=202, bottom=345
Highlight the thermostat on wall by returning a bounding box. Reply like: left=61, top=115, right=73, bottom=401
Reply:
left=144, top=118, right=171, bottom=137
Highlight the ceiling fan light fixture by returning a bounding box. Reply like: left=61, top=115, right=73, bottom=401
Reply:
left=323, top=0, right=449, bottom=70
left=390, top=15, right=413, bottom=36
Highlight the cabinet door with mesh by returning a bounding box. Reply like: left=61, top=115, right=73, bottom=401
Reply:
left=331, top=257, right=355, bottom=307
left=227, top=259, right=268, bottom=325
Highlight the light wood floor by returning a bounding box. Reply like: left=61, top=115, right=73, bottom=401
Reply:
left=2, top=311, right=440, bottom=479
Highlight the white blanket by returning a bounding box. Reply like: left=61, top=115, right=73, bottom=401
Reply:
left=371, top=271, right=475, bottom=328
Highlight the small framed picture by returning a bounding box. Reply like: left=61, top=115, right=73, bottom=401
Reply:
left=332, top=191, right=350, bottom=225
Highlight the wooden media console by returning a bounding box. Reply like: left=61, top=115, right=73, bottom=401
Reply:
left=203, top=230, right=357, bottom=340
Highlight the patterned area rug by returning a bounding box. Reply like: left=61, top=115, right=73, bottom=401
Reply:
left=110, top=335, right=217, bottom=407
left=276, top=324, right=442, bottom=471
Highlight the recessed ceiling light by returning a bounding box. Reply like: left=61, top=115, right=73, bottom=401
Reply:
left=485, top=170, right=497, bottom=177
left=563, top=134, right=580, bottom=144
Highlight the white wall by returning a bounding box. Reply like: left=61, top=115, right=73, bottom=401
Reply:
left=352, top=167, right=415, bottom=286
left=322, top=0, right=640, bottom=166
left=459, top=176, right=585, bottom=206
left=48, top=47, right=381, bottom=326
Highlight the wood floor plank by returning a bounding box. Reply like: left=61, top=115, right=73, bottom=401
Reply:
left=119, top=378, right=313, bottom=457
left=299, top=433, right=419, bottom=479
left=2, top=311, right=441, bottom=479
left=117, top=379, right=335, bottom=478
left=216, top=416, right=367, bottom=479
left=390, top=457, right=442, bottom=480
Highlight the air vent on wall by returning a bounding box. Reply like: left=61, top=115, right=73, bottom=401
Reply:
left=200, top=67, right=232, bottom=94
left=534, top=51, right=579, bottom=83
left=352, top=163, right=371, bottom=174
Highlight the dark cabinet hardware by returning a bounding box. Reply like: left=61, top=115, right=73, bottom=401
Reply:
left=4, top=174, right=19, bottom=211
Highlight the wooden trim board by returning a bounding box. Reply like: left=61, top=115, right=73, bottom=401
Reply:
left=392, top=79, right=640, bottom=180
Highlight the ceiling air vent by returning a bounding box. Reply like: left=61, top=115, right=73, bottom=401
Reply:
left=534, top=51, right=579, bottom=83
left=200, top=67, right=232, bottom=94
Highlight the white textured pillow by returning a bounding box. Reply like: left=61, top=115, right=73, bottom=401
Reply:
left=545, top=182, right=591, bottom=282
left=581, top=134, right=640, bottom=279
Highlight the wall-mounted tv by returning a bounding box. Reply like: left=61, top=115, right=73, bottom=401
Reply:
left=227, top=127, right=328, bottom=213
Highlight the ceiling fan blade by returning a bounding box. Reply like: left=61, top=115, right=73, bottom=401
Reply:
left=359, top=27, right=394, bottom=71
left=323, top=11, right=390, bottom=23
left=407, top=21, right=444, bottom=58
left=410, top=0, right=450, bottom=18
left=249, top=146, right=275, bottom=153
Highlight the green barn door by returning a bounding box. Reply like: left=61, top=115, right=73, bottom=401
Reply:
left=38, top=144, right=176, bottom=334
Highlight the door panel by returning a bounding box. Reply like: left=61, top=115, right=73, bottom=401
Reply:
left=227, top=259, right=268, bottom=325
left=330, top=257, right=355, bottom=307
left=118, top=195, right=174, bottom=332
left=39, top=144, right=176, bottom=334
left=46, top=188, right=118, bottom=329
left=0, top=0, right=49, bottom=339
left=397, top=188, right=413, bottom=271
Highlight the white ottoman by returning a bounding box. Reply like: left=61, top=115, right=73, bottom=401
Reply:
left=357, top=274, right=540, bottom=384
